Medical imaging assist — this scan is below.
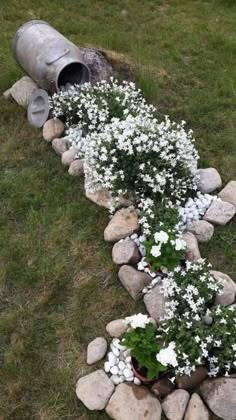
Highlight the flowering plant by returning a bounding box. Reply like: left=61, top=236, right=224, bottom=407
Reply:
left=123, top=314, right=166, bottom=380
left=139, top=199, right=186, bottom=271
left=50, top=78, right=155, bottom=144
left=84, top=114, right=199, bottom=202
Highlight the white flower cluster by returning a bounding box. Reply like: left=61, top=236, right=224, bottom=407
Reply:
left=84, top=114, right=199, bottom=201
left=156, top=342, right=178, bottom=368
left=124, top=313, right=151, bottom=329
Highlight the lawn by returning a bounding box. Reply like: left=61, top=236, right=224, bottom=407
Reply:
left=0, top=0, right=236, bottom=419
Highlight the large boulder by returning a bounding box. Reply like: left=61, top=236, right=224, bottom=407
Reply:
left=203, top=200, right=235, bottom=225
left=184, top=393, right=209, bottom=420
left=143, top=282, right=168, bottom=324
left=76, top=370, right=114, bottom=410
left=162, top=389, right=190, bottom=420
left=86, top=337, right=107, bottom=365
left=218, top=180, right=236, bottom=207
left=185, top=221, right=214, bottom=242
left=118, top=265, right=151, bottom=300
left=52, top=137, right=68, bottom=156
left=211, top=270, right=236, bottom=306
left=176, top=366, right=208, bottom=390
left=61, top=148, right=78, bottom=166
left=200, top=377, right=236, bottom=420
left=43, top=118, right=65, bottom=142
left=112, top=240, right=141, bottom=265
left=106, top=319, right=128, bottom=338
left=196, top=168, right=222, bottom=193
left=104, top=208, right=139, bottom=242
left=182, top=232, right=201, bottom=261
left=68, top=159, right=84, bottom=177
left=105, top=383, right=162, bottom=420
left=3, top=76, right=39, bottom=108
left=79, top=47, right=113, bottom=84
left=86, top=188, right=131, bottom=209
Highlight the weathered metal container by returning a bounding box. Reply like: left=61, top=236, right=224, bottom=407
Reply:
left=13, top=20, right=90, bottom=93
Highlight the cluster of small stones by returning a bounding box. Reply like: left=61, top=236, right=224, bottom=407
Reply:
left=4, top=77, right=236, bottom=420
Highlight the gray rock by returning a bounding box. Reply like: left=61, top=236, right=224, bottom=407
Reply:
left=144, top=282, right=168, bottom=324
left=76, top=369, right=114, bottom=410
left=68, top=159, right=84, bottom=177
left=182, top=232, right=201, bottom=261
left=52, top=137, right=68, bottom=156
left=106, top=319, right=128, bottom=338
left=184, top=393, right=209, bottom=420
left=43, top=118, right=65, bottom=142
left=211, top=270, right=236, bottom=306
left=80, top=47, right=113, bottom=84
left=61, top=148, right=78, bottom=166
left=118, top=265, right=151, bottom=300
left=105, top=383, right=162, bottom=420
left=4, top=76, right=39, bottom=108
left=3, top=88, right=12, bottom=100
left=196, top=168, right=222, bottom=193
left=203, top=200, right=235, bottom=225
left=218, top=180, right=236, bottom=208
left=104, top=208, right=139, bottom=242
left=87, top=337, right=108, bottom=365
left=200, top=377, right=236, bottom=420
left=185, top=221, right=214, bottom=242
left=162, top=389, right=190, bottom=420
left=176, top=366, right=208, bottom=391
left=112, top=240, right=141, bottom=265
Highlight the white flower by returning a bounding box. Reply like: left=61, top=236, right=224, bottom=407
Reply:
left=124, top=313, right=151, bottom=329
left=151, top=245, right=161, bottom=258
left=154, top=231, right=169, bottom=244
left=175, top=238, right=186, bottom=251
left=156, top=342, right=178, bottom=367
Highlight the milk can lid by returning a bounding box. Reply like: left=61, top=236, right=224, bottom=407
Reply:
left=27, top=89, right=50, bottom=128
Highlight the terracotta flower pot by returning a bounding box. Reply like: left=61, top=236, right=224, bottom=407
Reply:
left=131, top=357, right=158, bottom=384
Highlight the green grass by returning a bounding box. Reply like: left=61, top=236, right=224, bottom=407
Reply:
left=0, top=0, right=236, bottom=419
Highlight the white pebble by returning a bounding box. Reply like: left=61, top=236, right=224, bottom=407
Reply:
left=112, top=347, right=120, bottom=357
left=134, top=377, right=141, bottom=385
left=130, top=233, right=138, bottom=240
left=110, top=365, right=119, bottom=375
left=104, top=361, right=110, bottom=373
left=126, top=376, right=134, bottom=382
left=123, top=368, right=133, bottom=378
left=110, top=375, right=120, bottom=385
left=127, top=362, right=132, bottom=370
left=142, top=287, right=148, bottom=294
left=108, top=352, right=117, bottom=367
left=150, top=272, right=157, bottom=278
left=118, top=361, right=126, bottom=371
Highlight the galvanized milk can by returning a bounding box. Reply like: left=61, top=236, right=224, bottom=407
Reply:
left=13, top=20, right=90, bottom=93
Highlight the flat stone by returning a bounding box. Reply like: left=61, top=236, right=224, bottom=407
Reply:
left=196, top=168, right=222, bottom=193
left=52, top=137, right=68, bottom=156
left=185, top=221, right=214, bottom=242
left=5, top=76, right=39, bottom=108
left=118, top=265, right=151, bottom=300
left=184, top=393, right=209, bottom=420
left=176, top=366, right=208, bottom=390
left=200, top=377, right=236, bottom=420
left=151, top=375, right=175, bottom=398
left=43, top=118, right=65, bottom=142
left=87, top=337, right=108, bottom=365
left=61, top=148, right=78, bottom=166
left=86, top=188, right=132, bottom=209
left=203, top=200, right=235, bottom=225
left=112, top=240, right=141, bottom=265
left=104, top=208, right=139, bottom=242
left=76, top=369, right=114, bottom=410
left=106, top=319, right=128, bottom=338
left=162, top=389, right=190, bottom=420
left=211, top=270, right=236, bottom=306
left=105, top=383, right=162, bottom=420
left=68, top=159, right=84, bottom=177
left=143, top=282, right=168, bottom=324
left=218, top=180, right=236, bottom=207
left=182, top=232, right=201, bottom=261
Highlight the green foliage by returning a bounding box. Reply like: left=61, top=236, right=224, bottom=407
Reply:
left=123, top=323, right=166, bottom=380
